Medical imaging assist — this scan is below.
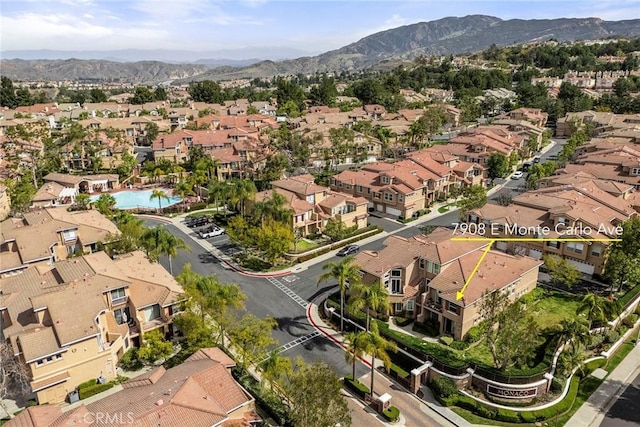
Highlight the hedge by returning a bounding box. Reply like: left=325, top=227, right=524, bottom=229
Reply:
left=581, top=358, right=606, bottom=377
left=390, top=363, right=410, bottom=379
left=343, top=374, right=370, bottom=399
left=430, top=376, right=458, bottom=398
left=78, top=382, right=116, bottom=400
left=295, top=226, right=382, bottom=263
left=394, top=316, right=414, bottom=327
left=382, top=405, right=400, bottom=422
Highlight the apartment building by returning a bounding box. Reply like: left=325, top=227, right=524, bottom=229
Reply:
left=254, top=174, right=368, bottom=235
left=6, top=348, right=258, bottom=427
left=43, top=172, right=120, bottom=194
left=0, top=250, right=183, bottom=404
left=0, top=183, right=11, bottom=220
left=354, top=228, right=542, bottom=340
left=467, top=182, right=637, bottom=276
left=0, top=208, right=120, bottom=275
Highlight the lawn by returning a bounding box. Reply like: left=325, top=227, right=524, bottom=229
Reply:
left=289, top=239, right=320, bottom=253
left=529, top=292, right=581, bottom=330
left=186, top=209, right=218, bottom=218
left=438, top=205, right=451, bottom=213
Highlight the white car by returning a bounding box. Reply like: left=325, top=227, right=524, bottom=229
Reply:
left=512, top=171, right=524, bottom=180
left=199, top=227, right=225, bottom=238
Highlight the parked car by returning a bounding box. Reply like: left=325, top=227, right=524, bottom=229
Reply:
left=199, top=227, right=225, bottom=238
left=187, top=217, right=209, bottom=228
left=337, top=245, right=359, bottom=256
left=533, top=156, right=541, bottom=163
left=511, top=171, right=524, bottom=179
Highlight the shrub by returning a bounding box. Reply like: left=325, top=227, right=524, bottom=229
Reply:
left=519, top=411, right=537, bottom=423
left=394, top=316, right=414, bottom=327
left=430, top=376, right=458, bottom=398
left=439, top=335, right=454, bottom=346
left=413, top=319, right=440, bottom=337
left=391, top=363, right=410, bottom=379
left=78, top=382, right=116, bottom=400
left=551, top=376, right=566, bottom=392
left=343, top=374, right=370, bottom=399
left=623, top=313, right=638, bottom=328
left=464, top=326, right=483, bottom=343
left=382, top=406, right=400, bottom=422
left=521, top=287, right=544, bottom=304
left=587, top=334, right=605, bottom=350
left=581, top=358, right=606, bottom=377
left=450, top=340, right=470, bottom=351
left=496, top=408, right=520, bottom=423
left=605, top=330, right=620, bottom=344
left=636, top=304, right=640, bottom=316
left=189, top=202, right=208, bottom=211
left=476, top=404, right=497, bottom=419
left=455, top=395, right=478, bottom=412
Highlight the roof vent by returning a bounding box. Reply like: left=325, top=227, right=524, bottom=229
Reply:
left=155, top=399, right=164, bottom=406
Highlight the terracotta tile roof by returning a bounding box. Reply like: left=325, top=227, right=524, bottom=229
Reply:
left=3, top=404, right=63, bottom=427
left=32, top=182, right=67, bottom=202
left=85, top=355, right=253, bottom=427
left=271, top=174, right=328, bottom=196
left=429, top=250, right=542, bottom=306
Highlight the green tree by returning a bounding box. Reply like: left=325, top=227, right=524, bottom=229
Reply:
left=137, top=329, right=173, bottom=364
left=15, top=88, right=32, bottom=107
left=456, top=185, right=487, bottom=219
left=348, top=280, right=391, bottom=332
left=144, top=122, right=160, bottom=144
left=363, top=322, right=397, bottom=396
left=553, top=318, right=591, bottom=354
left=153, top=86, right=167, bottom=101
left=149, top=189, right=169, bottom=212
left=282, top=360, right=352, bottom=427
left=252, top=190, right=292, bottom=226
left=174, top=180, right=194, bottom=212
left=317, top=256, right=362, bottom=332
left=1, top=76, right=17, bottom=108
left=577, top=293, right=620, bottom=331
left=228, top=313, right=277, bottom=371
left=543, top=255, right=582, bottom=289
left=74, top=193, right=91, bottom=211
left=255, top=220, right=294, bottom=264
left=89, top=88, right=108, bottom=103
left=188, top=80, right=225, bottom=104
left=344, top=331, right=369, bottom=379
left=140, top=225, right=189, bottom=274
left=261, top=350, right=293, bottom=391
left=323, top=219, right=351, bottom=242
left=309, top=76, right=338, bottom=107
left=486, top=153, right=510, bottom=180
left=93, top=193, right=117, bottom=217
left=106, top=212, right=144, bottom=255
left=130, top=86, right=155, bottom=104
left=275, top=78, right=305, bottom=113
left=3, top=175, right=36, bottom=214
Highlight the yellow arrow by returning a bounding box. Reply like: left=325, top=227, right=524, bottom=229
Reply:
left=456, top=240, right=494, bottom=301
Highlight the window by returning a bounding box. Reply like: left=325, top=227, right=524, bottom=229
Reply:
left=110, top=288, right=127, bottom=305
left=114, top=307, right=131, bottom=325
left=394, top=303, right=403, bottom=312
left=61, top=229, right=77, bottom=242
left=447, top=302, right=460, bottom=315
left=142, top=304, right=161, bottom=322
left=426, top=260, right=440, bottom=274
left=556, top=217, right=566, bottom=225
left=566, top=242, right=584, bottom=254
left=407, top=300, right=414, bottom=312
left=391, top=269, right=402, bottom=277
left=384, top=193, right=393, bottom=201
left=357, top=185, right=362, bottom=193
left=35, top=359, right=44, bottom=367
left=632, top=167, right=640, bottom=176
left=391, top=279, right=402, bottom=294
left=546, top=241, right=559, bottom=248
left=398, top=195, right=404, bottom=202
left=381, top=176, right=389, bottom=184
left=591, top=245, right=602, bottom=257
left=419, top=258, right=426, bottom=269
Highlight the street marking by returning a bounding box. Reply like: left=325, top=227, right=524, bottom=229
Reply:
left=261, top=331, right=321, bottom=362
left=266, top=276, right=309, bottom=309
left=282, top=275, right=298, bottom=283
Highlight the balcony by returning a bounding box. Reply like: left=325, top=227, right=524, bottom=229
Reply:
left=425, top=299, right=443, bottom=313
left=111, top=296, right=128, bottom=306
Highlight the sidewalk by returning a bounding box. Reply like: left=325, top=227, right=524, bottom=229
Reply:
left=308, top=303, right=465, bottom=427
left=565, top=343, right=640, bottom=427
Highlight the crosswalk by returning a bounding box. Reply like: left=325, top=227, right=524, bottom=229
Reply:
left=266, top=276, right=309, bottom=309
left=261, top=331, right=322, bottom=362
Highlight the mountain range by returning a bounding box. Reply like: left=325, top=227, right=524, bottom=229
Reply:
left=2, top=15, right=640, bottom=83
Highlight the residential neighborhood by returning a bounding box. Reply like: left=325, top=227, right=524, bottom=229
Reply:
left=1, top=26, right=640, bottom=427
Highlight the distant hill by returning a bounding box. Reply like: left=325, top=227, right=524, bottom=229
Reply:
left=2, top=15, right=640, bottom=83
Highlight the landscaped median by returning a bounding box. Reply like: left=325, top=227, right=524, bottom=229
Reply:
left=284, top=225, right=383, bottom=263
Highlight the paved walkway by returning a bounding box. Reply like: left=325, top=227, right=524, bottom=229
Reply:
left=566, top=343, right=640, bottom=427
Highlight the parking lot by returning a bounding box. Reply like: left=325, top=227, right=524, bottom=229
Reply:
left=182, top=217, right=243, bottom=256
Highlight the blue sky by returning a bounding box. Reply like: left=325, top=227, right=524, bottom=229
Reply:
left=1, top=0, right=639, bottom=54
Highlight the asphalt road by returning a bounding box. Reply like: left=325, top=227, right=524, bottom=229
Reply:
left=600, top=370, right=640, bottom=427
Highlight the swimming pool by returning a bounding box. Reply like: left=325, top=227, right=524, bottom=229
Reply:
left=92, top=189, right=182, bottom=210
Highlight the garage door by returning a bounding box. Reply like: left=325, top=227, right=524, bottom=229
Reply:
left=566, top=258, right=595, bottom=275
left=386, top=206, right=402, bottom=217
left=495, top=241, right=508, bottom=251
left=528, top=248, right=543, bottom=259
left=376, top=204, right=384, bottom=212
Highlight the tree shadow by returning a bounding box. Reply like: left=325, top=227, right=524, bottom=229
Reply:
left=307, top=284, right=338, bottom=303
left=197, top=252, right=220, bottom=264
left=591, top=374, right=640, bottom=426
left=273, top=315, right=312, bottom=338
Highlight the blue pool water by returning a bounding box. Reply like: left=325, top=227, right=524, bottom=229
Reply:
left=92, top=190, right=182, bottom=210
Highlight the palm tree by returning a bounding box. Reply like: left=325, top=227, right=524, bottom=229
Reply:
left=344, top=330, right=368, bottom=380
left=140, top=226, right=189, bottom=274
left=364, top=322, right=397, bottom=397
left=553, top=318, right=591, bottom=354
left=348, top=280, right=391, bottom=332
left=174, top=180, right=194, bottom=212
left=93, top=193, right=117, bottom=217
left=254, top=191, right=293, bottom=226
left=577, top=293, right=620, bottom=331
left=149, top=189, right=169, bottom=213
left=74, top=193, right=91, bottom=211
left=317, top=256, right=362, bottom=332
